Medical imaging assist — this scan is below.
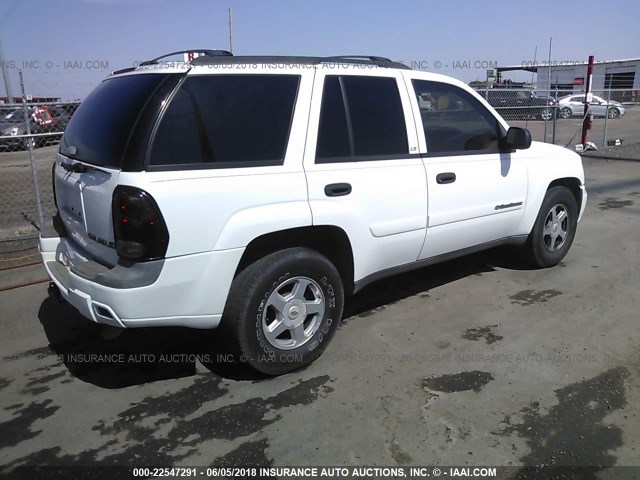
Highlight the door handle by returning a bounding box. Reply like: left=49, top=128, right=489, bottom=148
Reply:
left=324, top=183, right=352, bottom=197
left=436, top=172, right=456, bottom=184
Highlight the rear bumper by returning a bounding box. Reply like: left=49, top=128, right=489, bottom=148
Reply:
left=39, top=235, right=244, bottom=329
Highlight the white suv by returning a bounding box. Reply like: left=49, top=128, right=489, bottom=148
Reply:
left=40, top=51, right=587, bottom=375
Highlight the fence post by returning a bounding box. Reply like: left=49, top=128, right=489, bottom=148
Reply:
left=19, top=70, right=45, bottom=231
left=552, top=88, right=557, bottom=145
left=602, top=89, right=610, bottom=148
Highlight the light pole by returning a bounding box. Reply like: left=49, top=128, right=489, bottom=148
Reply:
left=0, top=36, right=15, bottom=103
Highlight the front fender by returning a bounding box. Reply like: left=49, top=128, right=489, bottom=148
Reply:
left=516, top=142, right=586, bottom=235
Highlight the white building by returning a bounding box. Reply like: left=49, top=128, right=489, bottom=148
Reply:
left=498, top=58, right=640, bottom=103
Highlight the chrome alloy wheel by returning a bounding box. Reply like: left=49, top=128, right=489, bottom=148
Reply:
left=262, top=276, right=325, bottom=350
left=543, top=203, right=569, bottom=252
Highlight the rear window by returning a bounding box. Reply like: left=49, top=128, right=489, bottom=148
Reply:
left=60, top=73, right=170, bottom=168
left=149, top=75, right=300, bottom=168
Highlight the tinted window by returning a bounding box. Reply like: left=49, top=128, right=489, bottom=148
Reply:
left=316, top=77, right=351, bottom=161
left=315, top=75, right=408, bottom=162
left=61, top=73, right=170, bottom=168
left=343, top=76, right=408, bottom=157
left=150, top=75, right=300, bottom=167
left=412, top=80, right=502, bottom=154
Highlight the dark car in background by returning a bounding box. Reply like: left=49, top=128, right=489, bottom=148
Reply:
left=483, top=89, right=556, bottom=121
left=0, top=104, right=78, bottom=150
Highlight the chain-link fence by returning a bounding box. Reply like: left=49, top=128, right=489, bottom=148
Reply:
left=475, top=87, right=639, bottom=149
left=0, top=95, right=78, bottom=265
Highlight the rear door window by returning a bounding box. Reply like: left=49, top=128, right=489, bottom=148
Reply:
left=149, top=75, right=300, bottom=168
left=315, top=75, right=408, bottom=163
left=60, top=73, right=171, bottom=168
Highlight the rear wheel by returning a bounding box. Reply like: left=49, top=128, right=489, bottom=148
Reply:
left=559, top=107, right=572, bottom=119
left=539, top=108, right=554, bottom=121
left=523, top=186, right=578, bottom=268
left=222, top=247, right=344, bottom=375
left=22, top=137, right=36, bottom=150
left=607, top=107, right=620, bottom=119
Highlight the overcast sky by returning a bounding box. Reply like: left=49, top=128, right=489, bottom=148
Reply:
left=1, top=0, right=639, bottom=100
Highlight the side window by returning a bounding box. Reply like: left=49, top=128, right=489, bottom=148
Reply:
left=150, top=75, right=300, bottom=168
left=412, top=80, right=503, bottom=154
left=316, top=76, right=351, bottom=161
left=315, top=75, right=408, bottom=163
left=342, top=76, right=408, bottom=157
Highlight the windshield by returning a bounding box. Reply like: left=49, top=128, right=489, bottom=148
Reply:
left=60, top=73, right=171, bottom=168
left=3, top=110, right=26, bottom=123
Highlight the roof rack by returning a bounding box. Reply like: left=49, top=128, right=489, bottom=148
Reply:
left=320, top=55, right=408, bottom=69
left=139, top=49, right=233, bottom=66
left=191, top=54, right=411, bottom=70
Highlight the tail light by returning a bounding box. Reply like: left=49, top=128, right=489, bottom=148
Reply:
left=112, top=186, right=169, bottom=261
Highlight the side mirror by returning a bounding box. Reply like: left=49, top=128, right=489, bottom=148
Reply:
left=504, top=127, right=532, bottom=150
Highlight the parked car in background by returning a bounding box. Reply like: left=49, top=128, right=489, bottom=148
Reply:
left=557, top=94, right=625, bottom=119
left=0, top=105, right=72, bottom=150
left=484, top=89, right=556, bottom=121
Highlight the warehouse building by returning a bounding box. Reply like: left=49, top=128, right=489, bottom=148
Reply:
left=497, top=58, right=640, bottom=103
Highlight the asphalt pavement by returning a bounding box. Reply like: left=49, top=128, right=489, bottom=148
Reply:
left=0, top=156, right=639, bottom=476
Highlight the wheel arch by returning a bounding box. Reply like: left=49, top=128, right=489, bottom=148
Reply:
left=235, top=225, right=356, bottom=295
left=518, top=174, right=584, bottom=236
left=547, top=177, right=583, bottom=212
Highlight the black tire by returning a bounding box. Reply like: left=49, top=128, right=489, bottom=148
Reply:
left=607, top=107, right=620, bottom=119
left=523, top=186, right=578, bottom=268
left=22, top=138, right=36, bottom=150
left=559, top=107, right=572, bottom=119
left=538, top=108, right=554, bottom=121
left=222, top=247, right=344, bottom=376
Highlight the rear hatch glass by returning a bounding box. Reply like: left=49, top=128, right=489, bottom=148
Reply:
left=60, top=73, right=170, bottom=168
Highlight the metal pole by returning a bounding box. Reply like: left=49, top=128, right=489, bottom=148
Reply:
left=543, top=37, right=552, bottom=143
left=228, top=8, right=233, bottom=54
left=581, top=55, right=594, bottom=146
left=19, top=70, right=45, bottom=230
left=0, top=36, right=15, bottom=103
left=552, top=87, right=557, bottom=144
left=603, top=88, right=610, bottom=147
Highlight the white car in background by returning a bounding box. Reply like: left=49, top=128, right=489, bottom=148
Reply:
left=557, top=94, right=625, bottom=119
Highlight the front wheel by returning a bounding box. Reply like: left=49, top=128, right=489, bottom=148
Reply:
left=222, top=247, right=344, bottom=375
left=523, top=186, right=578, bottom=268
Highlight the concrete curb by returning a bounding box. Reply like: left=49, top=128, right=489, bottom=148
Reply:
left=581, top=141, right=640, bottom=162
left=582, top=153, right=640, bottom=162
